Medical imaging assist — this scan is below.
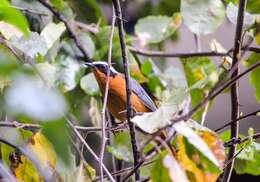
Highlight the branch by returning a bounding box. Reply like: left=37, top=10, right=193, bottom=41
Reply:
left=75, top=21, right=99, bottom=34
left=37, top=0, right=91, bottom=62
left=0, top=121, right=126, bottom=133
left=224, top=132, right=260, bottom=147
left=66, top=118, right=116, bottom=182
left=112, top=0, right=140, bottom=180
left=129, top=46, right=229, bottom=58
left=222, top=0, right=246, bottom=181
left=215, top=109, right=260, bottom=132
left=128, top=46, right=260, bottom=58
left=99, top=6, right=116, bottom=182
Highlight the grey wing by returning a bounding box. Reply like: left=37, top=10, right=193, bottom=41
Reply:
left=129, top=77, right=157, bottom=112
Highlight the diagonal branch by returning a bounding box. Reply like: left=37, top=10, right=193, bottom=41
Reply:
left=66, top=119, right=116, bottom=182
left=112, top=0, right=140, bottom=180
left=222, top=0, right=247, bottom=181
left=37, top=0, right=91, bottom=62
left=215, top=109, right=260, bottom=132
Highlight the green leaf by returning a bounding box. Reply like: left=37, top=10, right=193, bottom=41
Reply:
left=244, top=53, right=260, bottom=104
left=107, top=131, right=133, bottom=162
left=4, top=75, right=67, bottom=121
left=0, top=127, right=33, bottom=148
left=95, top=26, right=121, bottom=61
left=234, top=141, right=260, bottom=175
left=234, top=155, right=260, bottom=175
left=132, top=89, right=187, bottom=134
left=0, top=45, right=19, bottom=76
left=150, top=152, right=172, bottom=182
left=0, top=0, right=29, bottom=35
left=181, top=57, right=218, bottom=121
left=173, top=121, right=222, bottom=171
left=80, top=73, right=99, bottom=96
left=50, top=0, right=64, bottom=9
left=141, top=60, right=153, bottom=76
left=40, top=22, right=66, bottom=50
left=42, top=119, right=71, bottom=166
left=73, top=162, right=96, bottom=182
left=0, top=21, right=23, bottom=40
left=181, top=0, right=225, bottom=35
left=225, top=0, right=260, bottom=14
left=82, top=0, right=106, bottom=25
left=55, top=56, right=85, bottom=92
left=226, top=3, right=255, bottom=27
left=62, top=32, right=95, bottom=59
left=135, top=14, right=181, bottom=45
left=35, top=62, right=57, bottom=87
left=157, top=0, right=181, bottom=16
left=1, top=143, right=15, bottom=167
left=12, top=0, right=53, bottom=32
left=11, top=32, right=48, bottom=61
left=135, top=15, right=178, bottom=43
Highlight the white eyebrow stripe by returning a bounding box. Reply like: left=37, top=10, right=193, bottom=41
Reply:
left=92, top=61, right=119, bottom=74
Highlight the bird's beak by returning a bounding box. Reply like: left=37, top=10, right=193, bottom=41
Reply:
left=84, top=62, right=95, bottom=68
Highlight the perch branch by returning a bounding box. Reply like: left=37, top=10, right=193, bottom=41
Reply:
left=112, top=0, right=140, bottom=180
left=222, top=0, right=246, bottom=181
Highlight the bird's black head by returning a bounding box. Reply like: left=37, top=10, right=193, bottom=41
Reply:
left=85, top=61, right=118, bottom=76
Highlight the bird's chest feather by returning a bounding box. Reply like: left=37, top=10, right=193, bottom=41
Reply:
left=94, top=71, right=149, bottom=121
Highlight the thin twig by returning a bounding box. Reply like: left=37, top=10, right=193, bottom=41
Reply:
left=128, top=46, right=260, bottom=58
left=99, top=6, right=116, bottom=182
left=224, top=132, right=260, bottom=147
left=75, top=21, right=99, bottom=34
left=66, top=119, right=116, bottom=182
left=129, top=46, right=229, bottom=58
left=112, top=0, right=140, bottom=180
left=222, top=0, right=246, bottom=181
left=0, top=121, right=126, bottom=133
left=94, top=160, right=155, bottom=181
left=37, top=0, right=91, bottom=62
left=194, top=34, right=201, bottom=52
left=215, top=109, right=260, bottom=132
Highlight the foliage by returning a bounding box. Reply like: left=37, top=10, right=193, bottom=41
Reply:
left=0, top=0, right=259, bottom=181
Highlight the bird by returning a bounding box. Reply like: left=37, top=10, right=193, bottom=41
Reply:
left=85, top=61, right=176, bottom=155
left=85, top=61, right=157, bottom=122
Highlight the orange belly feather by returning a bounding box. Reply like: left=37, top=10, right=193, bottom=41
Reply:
left=93, top=69, right=150, bottom=122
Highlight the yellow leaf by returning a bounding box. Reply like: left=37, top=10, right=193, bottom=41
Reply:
left=177, top=135, right=205, bottom=182
left=256, top=33, right=260, bottom=45
left=198, top=131, right=225, bottom=169
left=74, top=162, right=96, bottom=182
left=13, top=155, right=43, bottom=182
left=11, top=132, right=57, bottom=182
left=28, top=132, right=56, bottom=168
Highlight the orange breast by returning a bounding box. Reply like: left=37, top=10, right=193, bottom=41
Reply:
left=93, top=69, right=151, bottom=122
